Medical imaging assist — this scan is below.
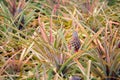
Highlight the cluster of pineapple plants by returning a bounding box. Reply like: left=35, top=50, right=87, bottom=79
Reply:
left=0, top=0, right=120, bottom=80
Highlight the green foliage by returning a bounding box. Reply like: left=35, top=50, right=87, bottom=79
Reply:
left=107, top=0, right=117, bottom=6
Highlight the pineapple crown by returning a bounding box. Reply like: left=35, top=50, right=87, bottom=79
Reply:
left=72, top=31, right=79, bottom=38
